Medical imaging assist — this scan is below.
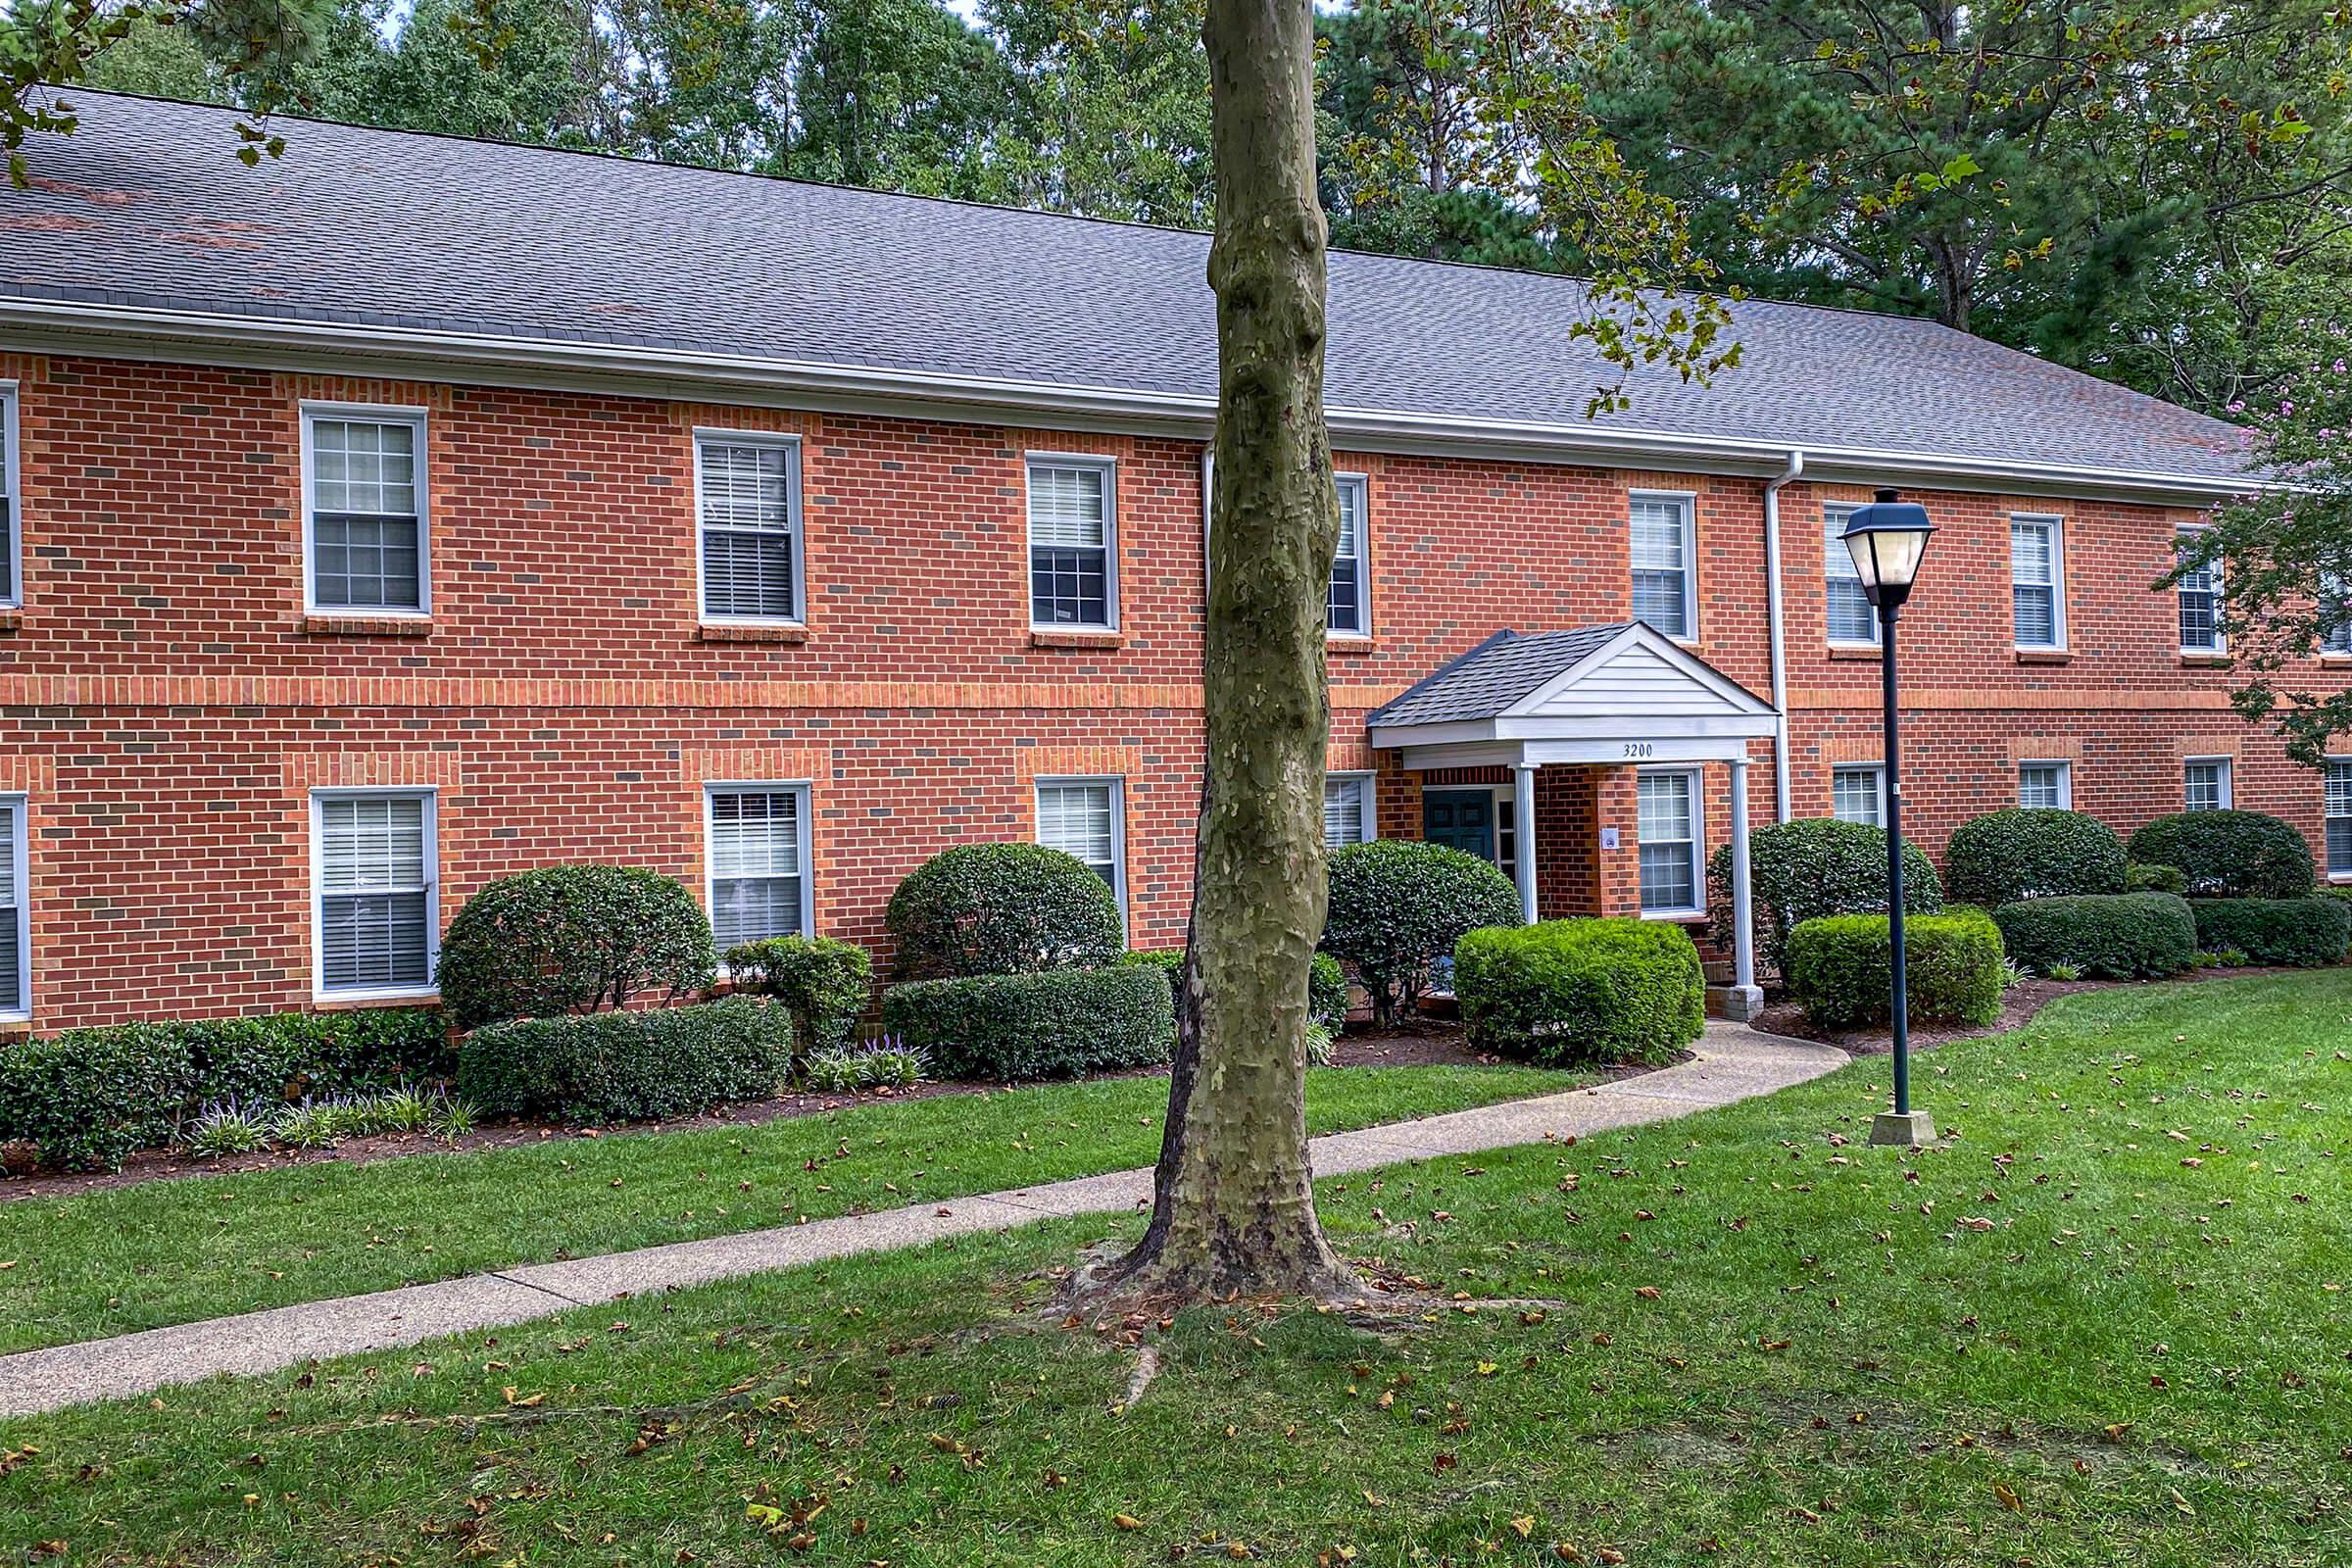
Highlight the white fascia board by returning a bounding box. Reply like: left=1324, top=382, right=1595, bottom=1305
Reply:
left=1494, top=711, right=1779, bottom=743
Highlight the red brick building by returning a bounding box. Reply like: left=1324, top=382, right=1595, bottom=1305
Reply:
left=0, top=95, right=2328, bottom=1033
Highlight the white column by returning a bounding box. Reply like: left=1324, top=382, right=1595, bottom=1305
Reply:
left=1728, top=757, right=1756, bottom=992
left=1513, top=763, right=1539, bottom=925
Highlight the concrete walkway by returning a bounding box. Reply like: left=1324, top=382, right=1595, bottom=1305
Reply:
left=0, top=1024, right=1843, bottom=1418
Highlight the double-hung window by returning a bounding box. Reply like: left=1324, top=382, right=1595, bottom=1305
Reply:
left=2182, top=759, right=2230, bottom=812
left=2323, top=574, right=2352, bottom=656
left=1630, top=493, right=1696, bottom=640
left=1028, top=458, right=1117, bottom=629
left=1636, top=769, right=1702, bottom=915
left=0, top=796, right=25, bottom=1022
left=2018, top=760, right=2073, bottom=810
left=305, top=407, right=428, bottom=614
left=1823, top=503, right=1878, bottom=646
left=0, top=382, right=19, bottom=612
left=2177, top=530, right=2222, bottom=653
left=1323, top=773, right=1375, bottom=847
left=1037, top=778, right=1125, bottom=922
left=707, top=784, right=812, bottom=951
left=2328, top=760, right=2352, bottom=877
left=697, top=433, right=804, bottom=623
left=1831, top=764, right=1885, bottom=826
left=313, top=790, right=436, bottom=998
left=2010, top=514, right=2065, bottom=650
left=1328, top=474, right=1371, bottom=636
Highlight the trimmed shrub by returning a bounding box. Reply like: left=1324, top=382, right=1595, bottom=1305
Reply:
left=1321, top=839, right=1522, bottom=1024
left=1705, top=818, right=1943, bottom=975
left=0, top=1006, right=450, bottom=1171
left=2128, top=810, right=2317, bottom=898
left=1120, top=947, right=1186, bottom=1005
left=724, top=935, right=873, bottom=1054
left=1452, top=918, right=1705, bottom=1067
left=436, top=865, right=716, bottom=1030
left=1309, top=953, right=1349, bottom=1030
left=457, top=998, right=792, bottom=1123
left=881, top=965, right=1174, bottom=1081
left=2189, top=897, right=2352, bottom=967
left=1943, top=809, right=2127, bottom=906
left=1785, top=907, right=2007, bottom=1029
left=886, top=844, right=1123, bottom=979
left=1990, top=892, right=2196, bottom=980
left=2125, top=860, right=2188, bottom=895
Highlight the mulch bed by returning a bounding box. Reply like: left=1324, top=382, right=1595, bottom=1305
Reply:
left=3, top=1019, right=1592, bottom=1202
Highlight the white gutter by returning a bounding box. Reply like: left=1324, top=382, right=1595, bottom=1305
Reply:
left=1762, top=451, right=1804, bottom=823
left=0, top=299, right=2266, bottom=508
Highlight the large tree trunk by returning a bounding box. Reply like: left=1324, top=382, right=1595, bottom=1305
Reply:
left=1103, top=0, right=1349, bottom=1299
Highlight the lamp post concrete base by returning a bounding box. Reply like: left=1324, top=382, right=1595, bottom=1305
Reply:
left=1869, top=1109, right=1936, bottom=1147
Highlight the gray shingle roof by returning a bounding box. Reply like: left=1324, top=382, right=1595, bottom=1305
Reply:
left=0, top=93, right=2255, bottom=483
left=1370, top=625, right=1633, bottom=727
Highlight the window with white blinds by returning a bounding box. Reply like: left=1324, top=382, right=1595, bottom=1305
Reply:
left=314, top=791, right=435, bottom=997
left=1823, top=503, right=1878, bottom=645
left=1831, top=764, right=1884, bottom=826
left=2176, top=531, right=2221, bottom=652
left=1637, top=769, right=1701, bottom=914
left=1323, top=774, right=1374, bottom=847
left=698, top=436, right=804, bottom=622
left=2328, top=761, right=2352, bottom=877
left=2018, top=761, right=2072, bottom=810
left=1037, top=779, right=1124, bottom=914
left=2011, top=515, right=2064, bottom=649
left=1630, top=494, right=1695, bottom=639
left=1028, top=459, right=1116, bottom=628
left=0, top=385, right=18, bottom=612
left=2323, top=576, right=2352, bottom=655
left=2182, top=759, right=2230, bottom=811
left=1329, top=476, right=1370, bottom=635
left=707, top=786, right=810, bottom=951
left=306, top=411, right=427, bottom=612
left=0, top=797, right=25, bottom=1020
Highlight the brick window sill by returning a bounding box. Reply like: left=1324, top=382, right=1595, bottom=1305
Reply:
left=0, top=610, right=20, bottom=633
left=304, top=613, right=433, bottom=637
left=1030, top=629, right=1125, bottom=650
left=2178, top=652, right=2230, bottom=668
left=699, top=621, right=809, bottom=645
left=311, top=992, right=441, bottom=1012
left=1327, top=635, right=1379, bottom=656
left=1826, top=644, right=1882, bottom=662
left=2014, top=648, right=2073, bottom=665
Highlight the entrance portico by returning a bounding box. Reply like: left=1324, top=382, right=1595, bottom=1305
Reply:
left=1367, top=623, right=1780, bottom=1018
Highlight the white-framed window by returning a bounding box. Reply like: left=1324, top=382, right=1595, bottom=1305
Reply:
left=2177, top=530, right=2222, bottom=653
left=2018, top=760, right=2073, bottom=810
left=1822, top=502, right=1879, bottom=646
left=1329, top=474, right=1371, bottom=636
left=1630, top=492, right=1697, bottom=641
left=2010, top=514, right=2065, bottom=650
left=706, top=783, right=813, bottom=952
left=1636, top=767, right=1703, bottom=915
left=0, top=381, right=20, bottom=612
left=1323, top=772, right=1376, bottom=847
left=2322, top=575, right=2352, bottom=656
left=1037, top=777, right=1126, bottom=924
left=1831, top=763, right=1885, bottom=826
left=696, top=432, right=804, bottom=624
left=303, top=405, right=429, bottom=615
left=1027, top=456, right=1117, bottom=629
left=0, top=794, right=26, bottom=1022
left=312, top=789, right=437, bottom=1000
left=2328, top=760, right=2352, bottom=877
left=2182, top=758, right=2231, bottom=812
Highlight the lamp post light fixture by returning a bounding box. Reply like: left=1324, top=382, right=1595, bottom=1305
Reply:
left=1841, top=488, right=1938, bottom=1149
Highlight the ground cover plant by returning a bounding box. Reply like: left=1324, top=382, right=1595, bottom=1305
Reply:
left=0, top=973, right=2342, bottom=1564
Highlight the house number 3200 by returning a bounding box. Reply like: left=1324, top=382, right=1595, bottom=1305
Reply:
left=1622, top=743, right=1654, bottom=759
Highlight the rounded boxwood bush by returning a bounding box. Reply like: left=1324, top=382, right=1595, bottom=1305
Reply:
left=2188, top=896, right=2352, bottom=967
left=1321, top=839, right=1521, bottom=1025
left=1942, top=808, right=2126, bottom=906
left=1705, top=817, right=1942, bottom=976
left=2125, top=860, right=2188, bottom=895
left=880, top=965, right=1174, bottom=1081
left=886, top=843, right=1123, bottom=979
left=1452, top=918, right=1704, bottom=1066
left=1990, top=892, right=2196, bottom=979
left=723, top=935, right=872, bottom=1054
left=457, top=997, right=791, bottom=1124
left=436, top=865, right=716, bottom=1030
left=2128, top=810, right=2316, bottom=898
left=1785, top=906, right=2007, bottom=1029
left=1120, top=948, right=1348, bottom=1030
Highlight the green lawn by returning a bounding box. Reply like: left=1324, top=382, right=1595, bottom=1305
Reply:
left=6, top=973, right=2348, bottom=1566
left=0, top=1063, right=1585, bottom=1355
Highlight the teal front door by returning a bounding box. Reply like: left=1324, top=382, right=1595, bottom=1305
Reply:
left=1423, top=791, right=1494, bottom=861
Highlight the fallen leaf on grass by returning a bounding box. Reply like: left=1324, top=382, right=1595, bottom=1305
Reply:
left=1992, top=1483, right=2023, bottom=1513
left=1113, top=1514, right=1143, bottom=1532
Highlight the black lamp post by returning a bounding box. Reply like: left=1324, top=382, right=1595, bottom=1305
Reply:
left=1840, top=488, right=1938, bottom=1148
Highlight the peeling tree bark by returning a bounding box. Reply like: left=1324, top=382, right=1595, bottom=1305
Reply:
left=1102, top=0, right=1350, bottom=1300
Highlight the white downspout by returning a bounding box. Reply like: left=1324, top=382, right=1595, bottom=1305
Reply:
left=1763, top=451, right=1804, bottom=823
